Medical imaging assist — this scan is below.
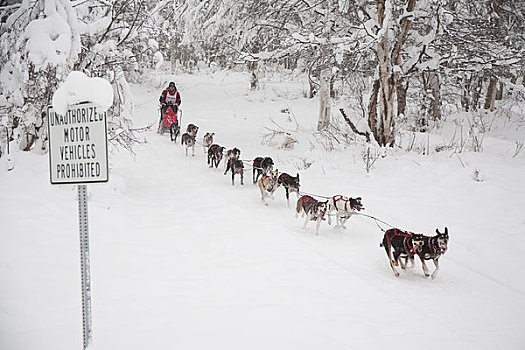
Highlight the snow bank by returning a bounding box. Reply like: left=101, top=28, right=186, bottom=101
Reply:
left=52, top=71, right=113, bottom=115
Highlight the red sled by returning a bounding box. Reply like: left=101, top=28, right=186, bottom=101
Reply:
left=159, top=105, right=181, bottom=142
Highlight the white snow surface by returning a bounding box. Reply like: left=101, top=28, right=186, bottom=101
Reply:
left=52, top=71, right=113, bottom=115
left=1, top=71, right=525, bottom=350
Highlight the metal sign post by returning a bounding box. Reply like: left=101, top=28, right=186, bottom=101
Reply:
left=47, top=102, right=109, bottom=349
left=78, top=184, right=92, bottom=349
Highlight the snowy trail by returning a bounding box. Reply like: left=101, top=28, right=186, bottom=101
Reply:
left=1, top=73, right=524, bottom=349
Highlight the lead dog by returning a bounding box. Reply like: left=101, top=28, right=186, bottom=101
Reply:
left=224, top=148, right=241, bottom=175
left=380, top=229, right=425, bottom=277
left=277, top=172, right=300, bottom=207
left=203, top=132, right=214, bottom=153
left=416, top=227, right=449, bottom=279
left=181, top=132, right=196, bottom=157
left=252, top=156, right=274, bottom=184
left=207, top=144, right=225, bottom=168
left=295, top=195, right=328, bottom=235
left=327, top=195, right=364, bottom=229
left=258, top=169, right=279, bottom=205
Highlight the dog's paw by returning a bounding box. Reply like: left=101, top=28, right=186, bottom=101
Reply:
left=394, top=271, right=400, bottom=277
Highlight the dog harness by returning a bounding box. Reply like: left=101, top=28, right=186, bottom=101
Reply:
left=279, top=173, right=299, bottom=191
left=332, top=195, right=353, bottom=211
left=385, top=229, right=417, bottom=256
left=301, top=195, right=326, bottom=221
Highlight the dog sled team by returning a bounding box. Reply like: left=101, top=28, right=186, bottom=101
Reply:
left=156, top=81, right=450, bottom=279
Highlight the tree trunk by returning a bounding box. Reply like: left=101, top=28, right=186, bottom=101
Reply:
left=396, top=77, right=408, bottom=117
left=428, top=70, right=442, bottom=121
left=250, top=71, right=258, bottom=91
left=317, top=68, right=331, bottom=131
left=461, top=73, right=471, bottom=112
left=484, top=77, right=497, bottom=111
left=170, top=37, right=178, bottom=72
left=496, top=81, right=504, bottom=100
left=368, top=79, right=380, bottom=139
left=472, top=75, right=483, bottom=111
left=368, top=0, right=415, bottom=147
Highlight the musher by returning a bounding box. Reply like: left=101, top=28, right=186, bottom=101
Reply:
left=159, top=81, right=181, bottom=126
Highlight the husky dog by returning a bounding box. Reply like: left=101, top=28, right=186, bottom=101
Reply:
left=224, top=148, right=241, bottom=175
left=181, top=132, right=196, bottom=157
left=226, top=159, right=244, bottom=186
left=327, top=195, right=364, bottom=229
left=380, top=229, right=425, bottom=277
left=203, top=132, right=214, bottom=153
left=252, top=156, right=274, bottom=184
left=207, top=144, right=225, bottom=168
left=258, top=169, right=279, bottom=205
left=186, top=123, right=199, bottom=137
left=277, top=173, right=300, bottom=207
left=416, top=228, right=449, bottom=279
left=295, top=195, right=328, bottom=235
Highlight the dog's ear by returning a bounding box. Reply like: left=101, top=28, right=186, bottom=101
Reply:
left=444, top=227, right=448, bottom=235
left=296, top=173, right=300, bottom=180
left=436, top=228, right=440, bottom=235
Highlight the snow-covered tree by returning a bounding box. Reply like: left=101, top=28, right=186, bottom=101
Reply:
left=0, top=0, right=80, bottom=153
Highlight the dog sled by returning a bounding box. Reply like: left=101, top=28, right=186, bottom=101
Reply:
left=158, top=104, right=181, bottom=142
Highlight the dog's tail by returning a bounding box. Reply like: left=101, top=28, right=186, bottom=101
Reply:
left=295, top=198, right=303, bottom=216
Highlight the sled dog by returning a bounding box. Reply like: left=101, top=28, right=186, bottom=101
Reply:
left=416, top=227, right=449, bottom=279
left=203, top=132, right=214, bottom=153
left=380, top=229, right=425, bottom=277
left=253, top=157, right=274, bottom=184
left=277, top=172, right=300, bottom=207
left=181, top=132, right=196, bottom=157
left=224, top=148, right=241, bottom=175
left=258, top=169, right=279, bottom=205
left=295, top=195, right=328, bottom=235
left=186, top=123, right=199, bottom=136
left=207, top=144, right=225, bottom=168
left=327, top=195, right=364, bottom=229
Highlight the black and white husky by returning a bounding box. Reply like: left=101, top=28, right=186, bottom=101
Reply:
left=181, top=132, right=196, bottom=157
left=207, top=144, right=225, bottom=168
left=277, top=172, right=300, bottom=207
left=226, top=159, right=244, bottom=186
left=327, top=195, right=364, bottom=229
left=252, top=156, right=274, bottom=184
left=295, top=195, right=328, bottom=235
left=380, top=229, right=425, bottom=277
left=417, top=228, right=449, bottom=279
left=224, top=148, right=241, bottom=174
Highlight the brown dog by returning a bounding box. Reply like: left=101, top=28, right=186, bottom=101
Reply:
left=203, top=132, right=214, bottom=153
left=258, top=169, right=279, bottom=206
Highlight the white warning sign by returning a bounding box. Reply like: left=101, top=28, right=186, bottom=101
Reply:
left=47, top=102, right=109, bottom=184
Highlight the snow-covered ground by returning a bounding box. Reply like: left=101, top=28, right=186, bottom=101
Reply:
left=1, top=70, right=525, bottom=349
